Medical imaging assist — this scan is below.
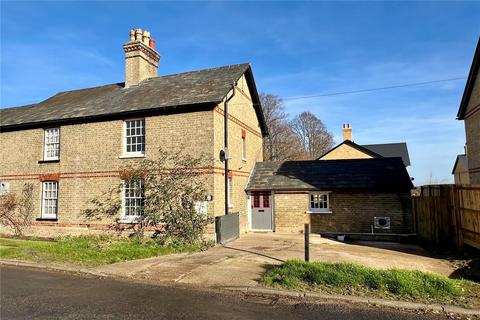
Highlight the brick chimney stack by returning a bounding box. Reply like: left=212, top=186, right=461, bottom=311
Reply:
left=123, top=28, right=160, bottom=88
left=342, top=123, right=352, bottom=141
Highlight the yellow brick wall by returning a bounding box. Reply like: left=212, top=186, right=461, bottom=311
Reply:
left=272, top=191, right=412, bottom=234
left=464, top=72, right=480, bottom=184
left=465, top=112, right=480, bottom=185
left=453, top=159, right=470, bottom=185
left=0, top=111, right=218, bottom=236
left=454, top=171, right=471, bottom=185
left=319, top=143, right=373, bottom=160
left=273, top=192, right=310, bottom=233
left=311, top=192, right=412, bottom=234
left=212, top=75, right=264, bottom=233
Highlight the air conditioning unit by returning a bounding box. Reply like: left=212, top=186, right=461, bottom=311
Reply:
left=374, top=217, right=391, bottom=229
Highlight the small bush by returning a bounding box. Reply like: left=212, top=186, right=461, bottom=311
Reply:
left=0, top=183, right=34, bottom=236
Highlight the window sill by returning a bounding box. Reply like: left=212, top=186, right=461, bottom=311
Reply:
left=38, top=159, right=60, bottom=164
left=117, top=218, right=142, bottom=224
left=306, top=210, right=332, bottom=214
left=118, top=154, right=145, bottom=159
left=36, top=217, right=58, bottom=222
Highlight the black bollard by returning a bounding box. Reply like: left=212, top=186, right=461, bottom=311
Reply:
left=304, top=223, right=310, bottom=262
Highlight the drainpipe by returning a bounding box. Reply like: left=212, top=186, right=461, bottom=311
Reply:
left=224, top=83, right=236, bottom=215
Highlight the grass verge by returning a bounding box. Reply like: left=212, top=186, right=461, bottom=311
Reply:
left=0, top=236, right=210, bottom=267
left=263, top=260, right=480, bottom=308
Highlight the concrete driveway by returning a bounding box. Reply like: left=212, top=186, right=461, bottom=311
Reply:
left=95, top=233, right=455, bottom=288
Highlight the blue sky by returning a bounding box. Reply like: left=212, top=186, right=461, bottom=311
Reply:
left=1, top=1, right=479, bottom=185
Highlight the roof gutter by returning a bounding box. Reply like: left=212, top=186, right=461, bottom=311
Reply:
left=0, top=102, right=217, bottom=132
left=224, top=83, right=236, bottom=215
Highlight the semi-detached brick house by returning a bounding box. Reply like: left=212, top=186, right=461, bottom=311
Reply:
left=0, top=29, right=268, bottom=238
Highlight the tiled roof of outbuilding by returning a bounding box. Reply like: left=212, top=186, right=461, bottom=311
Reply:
left=246, top=157, right=413, bottom=191
left=1, top=63, right=267, bottom=135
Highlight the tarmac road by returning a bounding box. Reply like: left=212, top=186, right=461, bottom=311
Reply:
left=1, top=266, right=455, bottom=320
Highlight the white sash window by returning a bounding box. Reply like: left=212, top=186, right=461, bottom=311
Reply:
left=44, top=128, right=60, bottom=160
left=122, top=179, right=144, bottom=221
left=124, top=119, right=145, bottom=156
left=42, top=181, right=58, bottom=219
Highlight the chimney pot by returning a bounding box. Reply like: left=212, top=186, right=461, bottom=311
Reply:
left=149, top=38, right=155, bottom=48
left=142, top=30, right=151, bottom=45
left=135, top=28, right=143, bottom=41
left=129, top=29, right=135, bottom=42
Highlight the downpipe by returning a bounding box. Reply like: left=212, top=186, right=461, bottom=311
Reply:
left=224, top=83, right=236, bottom=215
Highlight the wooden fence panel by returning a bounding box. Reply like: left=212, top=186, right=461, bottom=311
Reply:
left=459, top=186, right=480, bottom=249
left=413, top=184, right=480, bottom=251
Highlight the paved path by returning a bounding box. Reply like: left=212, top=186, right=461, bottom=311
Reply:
left=1, top=266, right=454, bottom=320
left=95, top=233, right=455, bottom=287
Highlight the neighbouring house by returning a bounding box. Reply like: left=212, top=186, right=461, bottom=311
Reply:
left=317, top=124, right=411, bottom=167
left=246, top=157, right=414, bottom=234
left=457, top=37, right=480, bottom=185
left=452, top=154, right=470, bottom=185
left=0, top=28, right=267, bottom=238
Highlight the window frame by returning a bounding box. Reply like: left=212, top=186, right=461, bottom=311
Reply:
left=308, top=192, right=331, bottom=213
left=121, top=179, right=145, bottom=222
left=41, top=181, right=58, bottom=219
left=43, top=127, right=60, bottom=161
left=123, top=119, right=146, bottom=157
left=251, top=192, right=270, bottom=209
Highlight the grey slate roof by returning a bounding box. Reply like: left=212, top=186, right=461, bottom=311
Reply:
left=246, top=157, right=413, bottom=191
left=362, top=142, right=411, bottom=166
left=1, top=63, right=267, bottom=134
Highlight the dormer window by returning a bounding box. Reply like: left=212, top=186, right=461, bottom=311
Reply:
left=43, top=128, right=60, bottom=161
left=124, top=119, right=145, bottom=157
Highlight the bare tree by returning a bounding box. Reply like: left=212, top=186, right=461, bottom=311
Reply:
left=0, top=183, right=34, bottom=236
left=290, top=111, right=334, bottom=159
left=83, top=148, right=213, bottom=243
left=260, top=93, right=301, bottom=161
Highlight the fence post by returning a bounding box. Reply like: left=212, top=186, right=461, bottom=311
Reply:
left=456, top=186, right=464, bottom=250
left=304, top=223, right=310, bottom=262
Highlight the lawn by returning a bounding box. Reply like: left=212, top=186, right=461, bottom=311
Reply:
left=0, top=236, right=209, bottom=267
left=263, top=260, right=480, bottom=308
